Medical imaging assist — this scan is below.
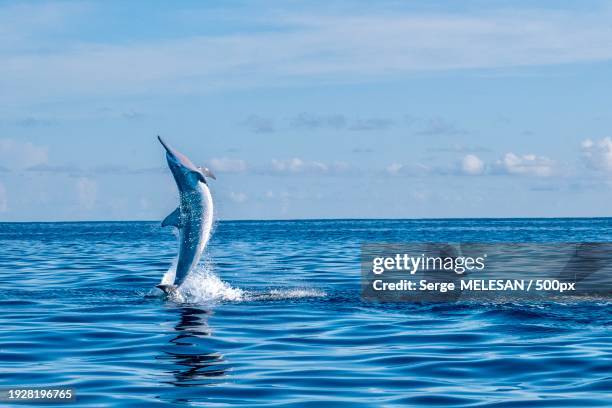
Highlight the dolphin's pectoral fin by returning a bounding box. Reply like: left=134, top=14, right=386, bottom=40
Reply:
left=198, top=166, right=216, bottom=180
left=192, top=170, right=206, bottom=183
left=161, top=207, right=182, bottom=228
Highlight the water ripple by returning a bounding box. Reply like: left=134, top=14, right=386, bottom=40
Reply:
left=0, top=220, right=610, bottom=406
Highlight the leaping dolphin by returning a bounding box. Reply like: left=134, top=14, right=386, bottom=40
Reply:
left=157, top=136, right=216, bottom=295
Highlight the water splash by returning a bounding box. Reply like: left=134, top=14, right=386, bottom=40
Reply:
left=171, top=265, right=244, bottom=303
left=155, top=262, right=327, bottom=304
left=248, top=288, right=327, bottom=301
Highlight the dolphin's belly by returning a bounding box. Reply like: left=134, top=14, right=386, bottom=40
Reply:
left=175, top=184, right=213, bottom=285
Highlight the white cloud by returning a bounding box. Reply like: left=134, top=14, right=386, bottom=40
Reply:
left=229, top=191, right=247, bottom=203
left=208, top=157, right=248, bottom=173
left=76, top=177, right=97, bottom=210
left=386, top=163, right=404, bottom=175
left=0, top=138, right=48, bottom=169
left=332, top=161, right=350, bottom=173
left=0, top=2, right=89, bottom=51
left=4, top=5, right=612, bottom=102
left=581, top=137, right=612, bottom=171
left=0, top=182, right=7, bottom=212
left=461, top=154, right=484, bottom=175
left=388, top=153, right=554, bottom=177
left=270, top=158, right=328, bottom=174
left=494, top=152, right=554, bottom=177
left=265, top=158, right=351, bottom=176
left=385, top=162, right=436, bottom=176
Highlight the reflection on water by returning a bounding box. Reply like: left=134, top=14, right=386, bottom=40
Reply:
left=159, top=307, right=228, bottom=387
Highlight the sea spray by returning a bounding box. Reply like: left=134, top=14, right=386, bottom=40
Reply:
left=250, top=288, right=327, bottom=301
left=160, top=258, right=177, bottom=286
left=172, top=264, right=244, bottom=303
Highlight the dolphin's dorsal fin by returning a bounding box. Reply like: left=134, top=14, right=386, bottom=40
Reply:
left=161, top=207, right=182, bottom=228
left=198, top=166, right=216, bottom=180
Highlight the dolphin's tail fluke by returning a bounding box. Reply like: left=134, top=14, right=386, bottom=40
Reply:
left=156, top=284, right=178, bottom=295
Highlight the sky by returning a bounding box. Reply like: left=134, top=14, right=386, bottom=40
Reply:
left=2, top=0, right=612, bottom=221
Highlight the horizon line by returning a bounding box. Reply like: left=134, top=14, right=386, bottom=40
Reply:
left=1, top=215, right=612, bottom=224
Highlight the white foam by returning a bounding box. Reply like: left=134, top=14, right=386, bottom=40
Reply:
left=155, top=261, right=326, bottom=304
left=171, top=265, right=244, bottom=303
left=250, top=288, right=327, bottom=301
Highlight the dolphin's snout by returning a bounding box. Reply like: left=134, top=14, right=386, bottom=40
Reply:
left=158, top=135, right=172, bottom=154
left=158, top=135, right=180, bottom=164
left=157, top=135, right=198, bottom=172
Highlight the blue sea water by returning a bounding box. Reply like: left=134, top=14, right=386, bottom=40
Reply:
left=0, top=218, right=610, bottom=407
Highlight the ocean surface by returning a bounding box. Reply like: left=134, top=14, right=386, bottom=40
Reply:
left=0, top=219, right=610, bottom=407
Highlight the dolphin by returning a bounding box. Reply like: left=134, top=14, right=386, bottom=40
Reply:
left=157, top=136, right=216, bottom=295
